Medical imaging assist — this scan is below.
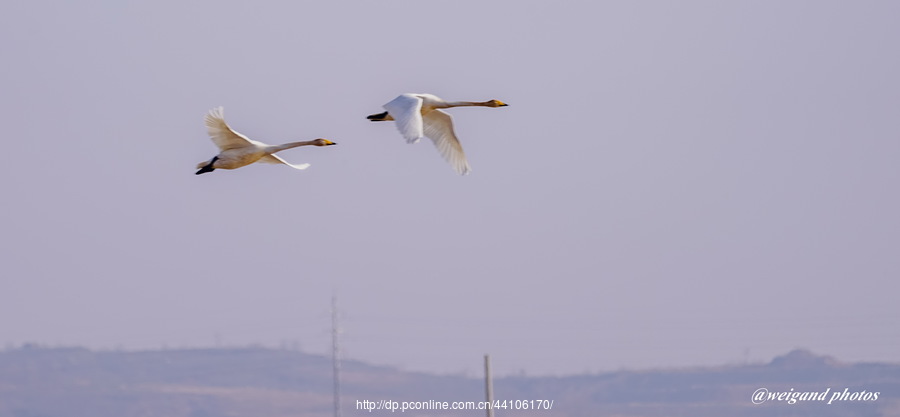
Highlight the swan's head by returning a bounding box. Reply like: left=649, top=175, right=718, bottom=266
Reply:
left=485, top=99, right=508, bottom=107
left=313, top=138, right=337, bottom=146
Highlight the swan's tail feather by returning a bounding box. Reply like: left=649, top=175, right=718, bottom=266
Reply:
left=367, top=111, right=392, bottom=121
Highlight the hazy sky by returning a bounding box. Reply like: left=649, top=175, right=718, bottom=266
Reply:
left=1, top=1, right=898, bottom=376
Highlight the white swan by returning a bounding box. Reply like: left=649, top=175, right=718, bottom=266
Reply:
left=196, top=106, right=336, bottom=175
left=367, top=93, right=508, bottom=175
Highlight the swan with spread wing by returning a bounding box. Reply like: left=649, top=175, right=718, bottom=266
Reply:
left=196, top=106, right=336, bottom=175
left=367, top=94, right=508, bottom=175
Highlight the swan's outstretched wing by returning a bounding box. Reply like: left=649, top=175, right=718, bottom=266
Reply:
left=423, top=109, right=471, bottom=175
left=383, top=94, right=424, bottom=143
left=205, top=107, right=257, bottom=151
left=259, top=154, right=311, bottom=170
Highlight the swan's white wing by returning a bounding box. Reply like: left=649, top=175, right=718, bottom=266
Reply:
left=259, top=154, right=311, bottom=170
left=205, top=107, right=257, bottom=151
left=423, top=109, right=471, bottom=175
left=383, top=94, right=424, bottom=143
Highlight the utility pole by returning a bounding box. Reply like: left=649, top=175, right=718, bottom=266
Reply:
left=332, top=295, right=342, bottom=417
left=484, top=354, right=495, bottom=417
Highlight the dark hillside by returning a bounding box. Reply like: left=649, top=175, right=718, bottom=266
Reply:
left=0, top=346, right=897, bottom=417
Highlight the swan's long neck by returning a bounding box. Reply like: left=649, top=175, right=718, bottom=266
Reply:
left=442, top=101, right=491, bottom=108
left=267, top=140, right=318, bottom=153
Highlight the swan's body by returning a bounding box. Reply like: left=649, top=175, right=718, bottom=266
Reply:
left=367, top=93, right=508, bottom=175
left=195, top=107, right=335, bottom=175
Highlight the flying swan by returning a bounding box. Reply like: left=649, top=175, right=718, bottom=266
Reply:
left=367, top=93, right=508, bottom=175
left=195, top=106, right=336, bottom=175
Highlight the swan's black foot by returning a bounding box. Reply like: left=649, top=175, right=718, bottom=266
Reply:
left=367, top=111, right=389, bottom=121
left=195, top=165, right=215, bottom=175
left=196, top=157, right=218, bottom=175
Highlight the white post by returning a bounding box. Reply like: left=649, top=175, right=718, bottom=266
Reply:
left=484, top=354, right=495, bottom=417
left=332, top=295, right=342, bottom=417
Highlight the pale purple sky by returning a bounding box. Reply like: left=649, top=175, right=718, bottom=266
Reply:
left=1, top=1, right=898, bottom=376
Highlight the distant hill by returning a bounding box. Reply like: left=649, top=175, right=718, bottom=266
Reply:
left=0, top=345, right=897, bottom=417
